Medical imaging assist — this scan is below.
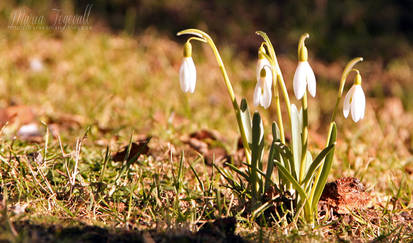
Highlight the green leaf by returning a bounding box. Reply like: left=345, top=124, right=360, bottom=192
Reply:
left=225, top=162, right=249, bottom=181
left=264, top=141, right=276, bottom=193
left=271, top=122, right=291, bottom=189
left=272, top=122, right=280, bottom=140
left=187, top=157, right=205, bottom=193
left=275, top=161, right=308, bottom=202
left=240, top=98, right=253, bottom=145
left=250, top=112, right=264, bottom=201
left=272, top=140, right=294, bottom=175
left=305, top=150, right=312, bottom=177
left=242, top=162, right=267, bottom=178
left=311, top=122, right=337, bottom=212
left=302, top=143, right=336, bottom=186
left=290, top=104, right=302, bottom=179
left=214, top=164, right=242, bottom=193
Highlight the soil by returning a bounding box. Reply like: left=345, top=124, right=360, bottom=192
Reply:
left=319, top=177, right=371, bottom=215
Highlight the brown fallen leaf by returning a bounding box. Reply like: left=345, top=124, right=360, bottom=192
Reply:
left=183, top=130, right=230, bottom=165
left=0, top=105, right=36, bottom=127
left=0, top=106, right=45, bottom=142
left=47, top=113, right=85, bottom=131
left=112, top=137, right=151, bottom=162
left=404, top=162, right=413, bottom=175
left=319, top=177, right=371, bottom=215
left=189, top=129, right=219, bottom=140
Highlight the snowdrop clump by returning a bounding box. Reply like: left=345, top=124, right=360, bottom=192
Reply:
left=177, top=28, right=366, bottom=226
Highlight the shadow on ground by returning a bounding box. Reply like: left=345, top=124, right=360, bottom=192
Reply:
left=3, top=217, right=249, bottom=243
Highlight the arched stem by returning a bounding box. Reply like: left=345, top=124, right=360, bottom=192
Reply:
left=330, top=57, right=364, bottom=122
left=256, top=32, right=291, bottom=142
left=177, top=29, right=251, bottom=164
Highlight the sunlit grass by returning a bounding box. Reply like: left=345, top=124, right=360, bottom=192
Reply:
left=0, top=29, right=412, bottom=241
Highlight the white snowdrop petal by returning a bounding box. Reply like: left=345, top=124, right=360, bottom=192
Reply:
left=187, top=58, right=197, bottom=93
left=184, top=61, right=192, bottom=91
left=263, top=66, right=273, bottom=89
left=293, top=62, right=307, bottom=100
left=261, top=79, right=272, bottom=109
left=343, top=85, right=355, bottom=118
left=351, top=87, right=362, bottom=122
left=179, top=61, right=189, bottom=92
left=305, top=62, right=316, bottom=97
left=351, top=85, right=365, bottom=122
left=179, top=57, right=197, bottom=93
left=256, top=58, right=271, bottom=82
left=253, top=84, right=261, bottom=107
left=358, top=86, right=366, bottom=119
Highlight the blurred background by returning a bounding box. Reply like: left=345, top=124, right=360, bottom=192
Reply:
left=2, top=0, right=413, bottom=61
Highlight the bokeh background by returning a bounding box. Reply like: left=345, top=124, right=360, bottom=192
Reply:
left=3, top=0, right=413, bottom=60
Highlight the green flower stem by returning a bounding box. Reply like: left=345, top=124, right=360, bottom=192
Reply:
left=272, top=68, right=285, bottom=144
left=310, top=58, right=363, bottom=201
left=299, top=91, right=308, bottom=184
left=256, top=32, right=293, bottom=128
left=307, top=58, right=363, bottom=222
left=177, top=29, right=251, bottom=164
left=297, top=33, right=310, bottom=185
left=256, top=31, right=294, bottom=192
left=298, top=33, right=309, bottom=61
left=330, top=57, right=364, bottom=122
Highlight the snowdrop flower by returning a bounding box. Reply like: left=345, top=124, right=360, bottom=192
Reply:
left=293, top=35, right=316, bottom=100
left=179, top=42, right=196, bottom=93
left=253, top=65, right=272, bottom=109
left=343, top=70, right=365, bottom=122
left=256, top=46, right=271, bottom=83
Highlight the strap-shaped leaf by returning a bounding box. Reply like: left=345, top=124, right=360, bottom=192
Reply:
left=275, top=161, right=308, bottom=202
left=270, top=122, right=291, bottom=189
left=272, top=140, right=294, bottom=176
left=240, top=98, right=253, bottom=145
left=301, top=143, right=335, bottom=186
left=213, top=164, right=241, bottom=192
left=250, top=112, right=264, bottom=200
left=242, top=161, right=267, bottom=178
left=290, top=104, right=302, bottom=179
left=225, top=162, right=249, bottom=181
left=311, top=122, right=337, bottom=212
left=187, top=157, right=205, bottom=193
left=272, top=121, right=281, bottom=140
left=305, top=150, right=312, bottom=177
left=264, top=141, right=276, bottom=193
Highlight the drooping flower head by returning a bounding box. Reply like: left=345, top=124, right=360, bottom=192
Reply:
left=293, top=34, right=316, bottom=100
left=256, top=46, right=271, bottom=83
left=343, top=69, right=366, bottom=122
left=179, top=41, right=196, bottom=93
left=253, top=46, right=272, bottom=108
left=253, top=65, right=272, bottom=109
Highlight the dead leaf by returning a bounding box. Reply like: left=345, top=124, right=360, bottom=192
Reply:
left=189, top=129, right=219, bottom=140
left=182, top=130, right=230, bottom=165
left=47, top=113, right=85, bottom=131
left=0, top=105, right=36, bottom=127
left=112, top=137, right=151, bottom=162
left=404, top=162, right=413, bottom=175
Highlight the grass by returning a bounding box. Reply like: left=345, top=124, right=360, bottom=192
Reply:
left=0, top=28, right=412, bottom=242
